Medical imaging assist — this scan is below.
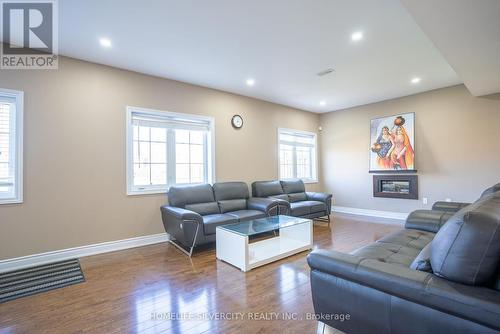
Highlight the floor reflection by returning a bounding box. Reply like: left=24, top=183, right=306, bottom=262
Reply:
left=215, top=259, right=248, bottom=310
left=134, top=279, right=217, bottom=333
left=279, top=264, right=309, bottom=305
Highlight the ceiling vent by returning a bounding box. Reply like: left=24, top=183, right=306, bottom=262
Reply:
left=317, top=68, right=335, bottom=76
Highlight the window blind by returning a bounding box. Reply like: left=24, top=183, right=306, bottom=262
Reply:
left=0, top=96, right=17, bottom=199
left=131, top=112, right=211, bottom=131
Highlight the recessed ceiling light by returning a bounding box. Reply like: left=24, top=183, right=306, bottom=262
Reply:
left=99, top=38, right=112, bottom=48
left=317, top=68, right=335, bottom=77
left=319, top=101, right=326, bottom=106
left=411, top=77, right=421, bottom=84
left=246, top=78, right=255, bottom=86
left=351, top=31, right=363, bottom=42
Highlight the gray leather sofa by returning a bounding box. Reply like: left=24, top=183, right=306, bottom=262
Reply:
left=307, top=191, right=500, bottom=334
left=252, top=179, right=332, bottom=223
left=160, top=182, right=280, bottom=256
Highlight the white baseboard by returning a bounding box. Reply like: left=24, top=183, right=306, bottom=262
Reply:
left=332, top=205, right=409, bottom=221
left=0, top=233, right=170, bottom=273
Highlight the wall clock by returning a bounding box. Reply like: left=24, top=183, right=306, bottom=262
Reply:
left=231, top=114, right=243, bottom=129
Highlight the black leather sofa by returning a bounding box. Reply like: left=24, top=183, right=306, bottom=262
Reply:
left=406, top=182, right=500, bottom=231
left=160, top=182, right=280, bottom=256
left=252, top=179, right=332, bottom=223
left=308, top=191, right=500, bottom=334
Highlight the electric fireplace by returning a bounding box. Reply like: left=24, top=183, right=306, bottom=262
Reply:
left=373, top=175, right=418, bottom=199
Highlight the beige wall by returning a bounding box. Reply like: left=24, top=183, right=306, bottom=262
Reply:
left=0, top=57, right=321, bottom=260
left=320, top=85, right=500, bottom=214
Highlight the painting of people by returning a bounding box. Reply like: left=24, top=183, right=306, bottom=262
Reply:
left=370, top=113, right=415, bottom=172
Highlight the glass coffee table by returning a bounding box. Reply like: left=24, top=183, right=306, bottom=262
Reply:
left=216, top=215, right=313, bottom=272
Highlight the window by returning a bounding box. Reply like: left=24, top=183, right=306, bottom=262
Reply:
left=278, top=128, right=317, bottom=183
left=126, top=107, right=214, bottom=195
left=0, top=89, right=23, bottom=204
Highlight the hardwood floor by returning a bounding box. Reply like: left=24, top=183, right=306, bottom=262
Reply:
left=0, top=214, right=400, bottom=334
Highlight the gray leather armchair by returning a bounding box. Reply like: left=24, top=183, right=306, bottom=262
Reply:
left=281, top=179, right=332, bottom=222
left=252, top=179, right=332, bottom=223
left=251, top=180, right=291, bottom=215
left=308, top=191, right=500, bottom=334
left=160, top=182, right=279, bottom=256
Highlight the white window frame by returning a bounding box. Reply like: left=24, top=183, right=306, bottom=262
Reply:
left=278, top=127, right=318, bottom=184
left=126, top=106, right=215, bottom=195
left=0, top=88, right=23, bottom=204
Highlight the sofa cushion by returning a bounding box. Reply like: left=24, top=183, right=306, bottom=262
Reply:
left=280, top=179, right=306, bottom=194
left=351, top=229, right=434, bottom=268
left=185, top=202, right=220, bottom=216
left=410, top=243, right=433, bottom=272
left=218, top=199, right=247, bottom=213
left=213, top=182, right=249, bottom=200
left=377, top=229, right=434, bottom=250
left=290, top=201, right=326, bottom=216
left=213, top=182, right=249, bottom=213
left=290, top=202, right=310, bottom=216
left=351, top=242, right=421, bottom=267
left=252, top=180, right=284, bottom=197
left=431, top=193, right=500, bottom=285
left=270, top=194, right=288, bottom=201
left=226, top=210, right=266, bottom=222
left=288, top=192, right=307, bottom=203
left=306, top=201, right=327, bottom=213
left=168, top=183, right=215, bottom=207
left=202, top=214, right=237, bottom=235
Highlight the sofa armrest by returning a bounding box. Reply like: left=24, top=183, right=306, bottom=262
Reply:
left=247, top=197, right=279, bottom=216
left=161, top=205, right=202, bottom=222
left=405, top=210, right=454, bottom=233
left=160, top=206, right=203, bottom=244
left=432, top=201, right=470, bottom=212
left=306, top=191, right=332, bottom=202
left=307, top=249, right=500, bottom=331
left=270, top=197, right=291, bottom=215
left=306, top=192, right=332, bottom=214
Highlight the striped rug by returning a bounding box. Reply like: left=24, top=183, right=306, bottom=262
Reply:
left=0, top=259, right=85, bottom=303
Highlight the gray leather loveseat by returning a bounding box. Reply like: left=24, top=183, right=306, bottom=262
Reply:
left=161, top=182, right=280, bottom=256
left=307, top=190, right=500, bottom=334
left=252, top=179, right=332, bottom=223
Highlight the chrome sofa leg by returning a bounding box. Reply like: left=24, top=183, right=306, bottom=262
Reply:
left=267, top=204, right=279, bottom=217
left=316, top=321, right=343, bottom=334
left=313, top=214, right=332, bottom=226
left=169, top=220, right=200, bottom=257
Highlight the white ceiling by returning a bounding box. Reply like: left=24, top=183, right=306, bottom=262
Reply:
left=401, top=0, right=500, bottom=97
left=57, top=0, right=461, bottom=112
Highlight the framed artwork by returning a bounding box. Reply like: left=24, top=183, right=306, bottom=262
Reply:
left=369, top=112, right=415, bottom=173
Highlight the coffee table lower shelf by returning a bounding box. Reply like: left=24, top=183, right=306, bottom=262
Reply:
left=216, top=219, right=313, bottom=272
